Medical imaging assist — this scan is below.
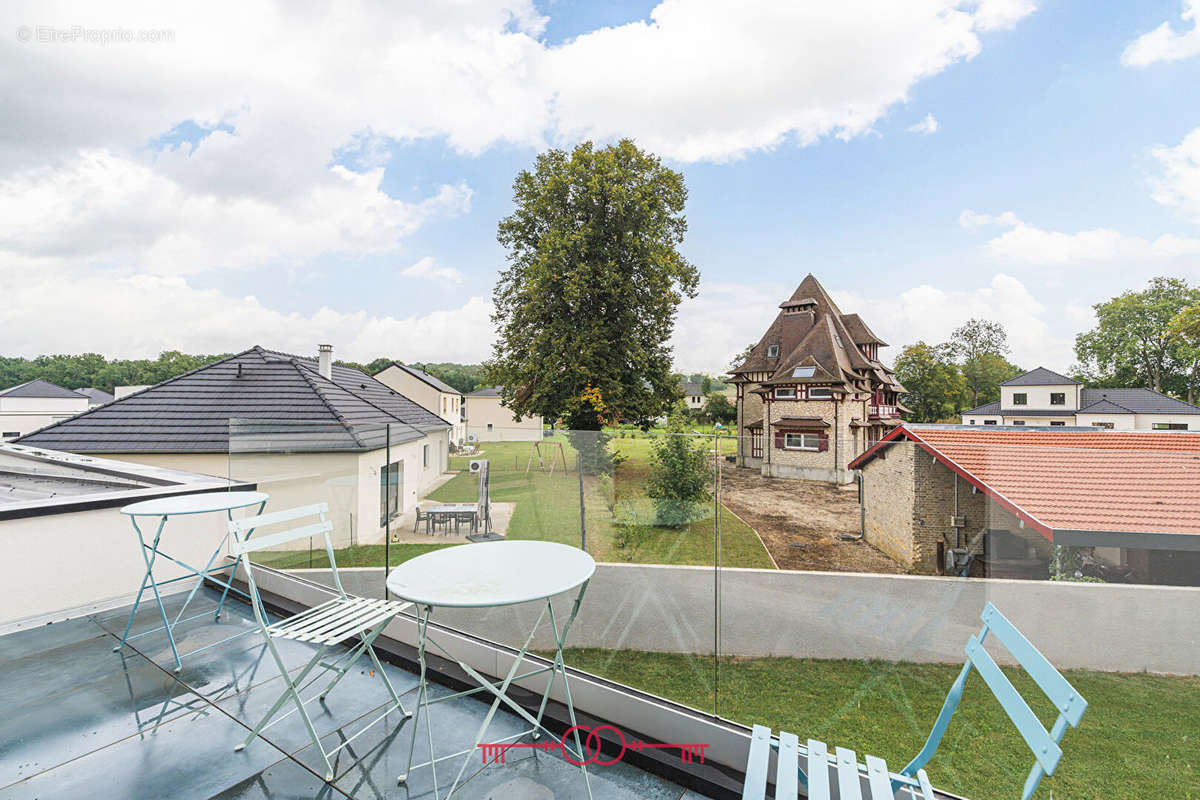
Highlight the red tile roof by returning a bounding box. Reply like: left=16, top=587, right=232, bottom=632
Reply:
left=849, top=425, right=1200, bottom=539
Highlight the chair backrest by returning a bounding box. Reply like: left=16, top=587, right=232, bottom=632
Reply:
left=228, top=503, right=348, bottom=611
left=903, top=602, right=1087, bottom=800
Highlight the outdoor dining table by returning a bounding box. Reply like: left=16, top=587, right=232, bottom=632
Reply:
left=386, top=540, right=597, bottom=799
left=424, top=502, right=478, bottom=534
left=114, top=490, right=269, bottom=671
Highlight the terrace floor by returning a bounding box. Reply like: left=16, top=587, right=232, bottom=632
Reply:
left=0, top=587, right=717, bottom=800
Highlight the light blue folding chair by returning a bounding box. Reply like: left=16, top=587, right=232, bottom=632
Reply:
left=742, top=602, right=1088, bottom=800
left=228, top=503, right=413, bottom=781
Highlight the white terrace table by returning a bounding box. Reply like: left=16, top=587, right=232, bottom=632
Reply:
left=115, top=490, right=269, bottom=671
left=386, top=540, right=597, bottom=799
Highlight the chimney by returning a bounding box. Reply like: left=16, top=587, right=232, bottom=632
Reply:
left=317, top=344, right=333, bottom=380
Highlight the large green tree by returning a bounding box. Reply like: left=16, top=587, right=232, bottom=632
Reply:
left=1167, top=302, right=1200, bottom=404
left=1075, top=277, right=1200, bottom=396
left=893, top=342, right=966, bottom=422
left=946, top=319, right=1022, bottom=407
left=487, top=140, right=699, bottom=448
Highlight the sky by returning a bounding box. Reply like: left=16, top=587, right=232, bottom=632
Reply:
left=1, top=0, right=1199, bottom=375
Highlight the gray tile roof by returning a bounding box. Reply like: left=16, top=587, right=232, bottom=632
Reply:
left=961, top=401, right=1000, bottom=415
left=77, top=387, right=115, bottom=405
left=0, top=379, right=88, bottom=400
left=1001, top=367, right=1081, bottom=386
left=14, top=347, right=448, bottom=454
left=466, top=386, right=503, bottom=397
left=1079, top=388, right=1200, bottom=414
left=377, top=363, right=462, bottom=395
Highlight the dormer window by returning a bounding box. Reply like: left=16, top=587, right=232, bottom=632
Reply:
left=766, top=344, right=780, bottom=359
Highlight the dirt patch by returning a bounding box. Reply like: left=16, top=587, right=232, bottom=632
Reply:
left=718, top=466, right=904, bottom=574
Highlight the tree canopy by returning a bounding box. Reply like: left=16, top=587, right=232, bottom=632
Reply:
left=946, top=319, right=1022, bottom=407
left=1074, top=277, right=1200, bottom=398
left=0, top=351, right=230, bottom=394
left=486, top=139, right=699, bottom=430
left=893, top=342, right=966, bottom=422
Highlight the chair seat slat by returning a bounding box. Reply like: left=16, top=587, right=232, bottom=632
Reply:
left=806, top=739, right=831, bottom=800
left=741, top=725, right=771, bottom=800
left=229, top=502, right=328, bottom=533
left=776, top=731, right=799, bottom=800
left=916, top=769, right=935, bottom=800
left=835, top=747, right=863, bottom=800
left=864, top=754, right=893, bottom=800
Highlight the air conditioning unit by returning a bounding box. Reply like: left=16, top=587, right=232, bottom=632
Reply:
left=469, top=459, right=487, bottom=473
left=467, top=433, right=478, bottom=443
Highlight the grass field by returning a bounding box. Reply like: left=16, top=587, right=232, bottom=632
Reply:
left=427, top=437, right=772, bottom=567
left=553, top=648, right=1199, bottom=800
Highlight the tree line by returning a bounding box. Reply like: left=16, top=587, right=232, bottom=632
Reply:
left=0, top=350, right=488, bottom=397
left=895, top=277, right=1200, bottom=422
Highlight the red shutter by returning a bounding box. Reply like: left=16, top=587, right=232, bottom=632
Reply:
left=817, top=431, right=829, bottom=452
left=774, top=429, right=786, bottom=449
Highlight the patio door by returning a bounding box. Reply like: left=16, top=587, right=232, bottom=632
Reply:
left=380, top=459, right=404, bottom=526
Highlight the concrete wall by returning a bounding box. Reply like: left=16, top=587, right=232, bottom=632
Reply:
left=2, top=503, right=253, bottom=625
left=109, top=439, right=450, bottom=550
left=336, top=562, right=1199, bottom=675
left=465, top=397, right=543, bottom=442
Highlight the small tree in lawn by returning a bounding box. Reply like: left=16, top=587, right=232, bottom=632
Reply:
left=646, top=426, right=713, bottom=527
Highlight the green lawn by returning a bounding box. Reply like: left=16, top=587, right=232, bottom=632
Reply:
left=254, top=542, right=461, bottom=570
left=429, top=438, right=772, bottom=567
left=554, top=648, right=1199, bottom=800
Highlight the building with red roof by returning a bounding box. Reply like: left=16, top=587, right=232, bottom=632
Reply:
left=848, top=424, right=1200, bottom=584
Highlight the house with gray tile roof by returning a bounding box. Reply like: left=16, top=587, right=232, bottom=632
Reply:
left=463, top=385, right=544, bottom=442
left=962, top=366, right=1200, bottom=430
left=372, top=361, right=465, bottom=444
left=15, top=346, right=453, bottom=546
left=0, top=379, right=90, bottom=442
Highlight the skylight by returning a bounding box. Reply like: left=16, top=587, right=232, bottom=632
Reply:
left=793, top=366, right=816, bottom=378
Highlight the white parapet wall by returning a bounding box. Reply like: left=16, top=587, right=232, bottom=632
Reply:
left=309, top=562, right=1200, bottom=675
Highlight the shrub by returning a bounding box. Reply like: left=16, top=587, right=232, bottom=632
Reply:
left=646, top=432, right=713, bottom=527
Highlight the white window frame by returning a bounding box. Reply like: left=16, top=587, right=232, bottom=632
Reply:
left=773, top=387, right=796, bottom=399
left=808, top=387, right=833, bottom=399
left=766, top=344, right=780, bottom=358
left=783, top=432, right=819, bottom=451
left=983, top=420, right=998, bottom=425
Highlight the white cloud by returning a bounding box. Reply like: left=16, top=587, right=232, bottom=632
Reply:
left=959, top=208, right=1200, bottom=263
left=0, top=0, right=1037, bottom=362
left=907, top=114, right=940, bottom=134
left=670, top=281, right=791, bottom=373
left=1150, top=126, right=1200, bottom=223
left=401, top=256, right=464, bottom=285
left=0, top=150, right=473, bottom=275
left=543, top=0, right=1034, bottom=162
left=1121, top=0, right=1200, bottom=67
left=831, top=273, right=1070, bottom=371
left=0, top=267, right=496, bottom=363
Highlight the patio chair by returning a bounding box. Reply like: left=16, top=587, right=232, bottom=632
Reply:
left=413, top=506, right=430, bottom=533
left=741, top=602, right=1087, bottom=800
left=227, top=503, right=412, bottom=781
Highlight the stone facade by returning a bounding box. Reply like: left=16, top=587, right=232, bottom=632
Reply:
left=862, top=442, right=1047, bottom=573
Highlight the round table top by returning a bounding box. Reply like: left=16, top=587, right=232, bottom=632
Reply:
left=385, top=541, right=596, bottom=608
left=121, top=490, right=270, bottom=517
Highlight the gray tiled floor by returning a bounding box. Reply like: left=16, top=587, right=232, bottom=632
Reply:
left=0, top=589, right=715, bottom=799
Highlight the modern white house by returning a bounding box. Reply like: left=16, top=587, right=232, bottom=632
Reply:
left=0, top=379, right=90, bottom=441
left=961, top=367, right=1200, bottom=430
left=464, top=386, right=544, bottom=441
left=373, top=362, right=465, bottom=445
left=15, top=345, right=452, bottom=548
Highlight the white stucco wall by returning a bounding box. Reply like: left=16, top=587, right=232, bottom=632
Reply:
left=1000, top=384, right=1081, bottom=410
left=0, top=396, right=90, bottom=439
left=373, top=365, right=465, bottom=443
left=465, top=396, right=543, bottom=442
